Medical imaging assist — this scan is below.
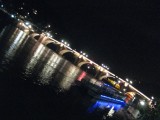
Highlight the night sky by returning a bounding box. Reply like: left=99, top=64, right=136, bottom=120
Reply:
left=5, top=0, right=160, bottom=98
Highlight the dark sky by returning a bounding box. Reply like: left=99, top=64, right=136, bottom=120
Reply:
left=7, top=0, right=160, bottom=98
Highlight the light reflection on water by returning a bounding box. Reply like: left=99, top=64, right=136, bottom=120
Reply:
left=0, top=25, right=86, bottom=91
left=0, top=18, right=125, bottom=120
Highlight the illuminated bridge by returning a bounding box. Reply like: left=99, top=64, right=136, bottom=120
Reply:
left=0, top=7, right=154, bottom=119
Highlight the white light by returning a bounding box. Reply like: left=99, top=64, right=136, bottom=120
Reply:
left=124, top=82, right=128, bottom=87
left=87, top=66, right=90, bottom=69
left=64, top=42, right=67, bottom=45
left=86, top=55, right=88, bottom=57
left=28, top=25, right=32, bottom=29
left=118, top=80, right=121, bottom=83
left=83, top=53, right=86, bottom=55
left=46, top=33, right=50, bottom=36
left=33, top=9, right=38, bottom=15
left=1, top=5, right=4, bottom=8
left=61, top=40, right=64, bottom=42
left=25, top=22, right=30, bottom=26
left=151, top=96, right=154, bottom=100
left=67, top=44, right=70, bottom=47
left=140, top=100, right=145, bottom=106
left=130, top=81, right=133, bottom=84
left=126, top=78, right=129, bottom=82
left=123, top=88, right=126, bottom=92
left=11, top=14, right=15, bottom=18
left=48, top=24, right=51, bottom=28
left=80, top=51, right=82, bottom=53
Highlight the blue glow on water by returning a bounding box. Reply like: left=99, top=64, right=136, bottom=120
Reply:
left=88, top=100, right=123, bottom=113
left=100, top=95, right=125, bottom=104
left=88, top=95, right=126, bottom=113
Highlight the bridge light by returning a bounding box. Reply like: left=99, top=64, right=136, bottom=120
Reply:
left=11, top=14, right=15, bottom=18
left=123, top=88, right=126, bottom=92
left=90, top=61, right=93, bottom=64
left=61, top=40, right=64, bottom=43
left=33, top=9, right=38, bottom=15
left=48, top=24, right=51, bottom=28
left=124, top=82, right=128, bottom=87
left=25, top=21, right=30, bottom=26
left=86, top=54, right=88, bottom=57
left=28, top=25, right=32, bottom=29
left=130, top=81, right=133, bottom=84
left=140, top=100, right=145, bottom=106
left=46, top=32, right=49, bottom=36
left=83, top=53, right=86, bottom=56
left=151, top=96, right=154, bottom=100
left=126, top=78, right=129, bottom=82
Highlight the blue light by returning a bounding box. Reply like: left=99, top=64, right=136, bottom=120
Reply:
left=104, top=83, right=111, bottom=87
left=88, top=100, right=123, bottom=113
left=100, top=95, right=125, bottom=104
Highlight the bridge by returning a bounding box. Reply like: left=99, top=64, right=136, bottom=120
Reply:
left=0, top=7, right=154, bottom=119
left=20, top=21, right=151, bottom=101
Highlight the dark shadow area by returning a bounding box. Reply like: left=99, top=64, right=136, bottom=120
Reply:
left=34, top=35, right=40, bottom=40
left=62, top=52, right=76, bottom=64
left=46, top=43, right=59, bottom=53
left=80, top=64, right=97, bottom=77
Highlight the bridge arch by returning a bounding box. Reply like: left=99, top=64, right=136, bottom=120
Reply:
left=78, top=61, right=92, bottom=67
left=42, top=38, right=58, bottom=45
left=78, top=62, right=98, bottom=77
left=30, top=33, right=40, bottom=40
left=99, top=75, right=108, bottom=81
left=59, top=49, right=73, bottom=56
left=46, top=42, right=60, bottom=53
left=60, top=50, right=78, bottom=64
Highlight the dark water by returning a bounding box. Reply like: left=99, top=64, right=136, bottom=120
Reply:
left=0, top=24, right=110, bottom=120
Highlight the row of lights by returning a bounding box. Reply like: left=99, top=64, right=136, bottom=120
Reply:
left=15, top=12, right=150, bottom=103
left=122, top=78, right=133, bottom=92
left=80, top=51, right=88, bottom=57
left=7, top=5, right=149, bottom=101
left=101, top=64, right=109, bottom=70
left=61, top=40, right=70, bottom=47
left=126, top=78, right=133, bottom=84
left=2, top=2, right=153, bottom=102
left=45, top=32, right=52, bottom=38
